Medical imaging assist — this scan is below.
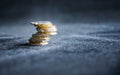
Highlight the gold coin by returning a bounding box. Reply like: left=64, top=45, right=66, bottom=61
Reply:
left=29, top=38, right=48, bottom=43
left=32, top=34, right=50, bottom=39
left=36, top=27, right=57, bottom=32
left=31, top=21, right=54, bottom=28
left=39, top=32, right=57, bottom=35
left=32, top=36, right=50, bottom=40
left=29, top=21, right=57, bottom=46
left=36, top=25, right=55, bottom=29
left=29, top=41, right=48, bottom=45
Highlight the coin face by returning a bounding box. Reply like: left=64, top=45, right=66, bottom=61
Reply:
left=31, top=21, right=53, bottom=26
left=29, top=21, right=57, bottom=46
left=31, top=21, right=52, bottom=24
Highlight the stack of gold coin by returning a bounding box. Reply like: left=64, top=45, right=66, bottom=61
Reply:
left=29, top=21, right=57, bottom=45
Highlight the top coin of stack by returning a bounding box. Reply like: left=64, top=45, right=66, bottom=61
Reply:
left=29, top=21, right=57, bottom=45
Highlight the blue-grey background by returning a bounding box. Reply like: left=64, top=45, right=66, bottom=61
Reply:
left=0, top=0, right=120, bottom=75
left=0, top=0, right=120, bottom=24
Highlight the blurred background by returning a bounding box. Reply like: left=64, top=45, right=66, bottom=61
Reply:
left=0, top=1, right=120, bottom=75
left=0, top=0, right=120, bottom=25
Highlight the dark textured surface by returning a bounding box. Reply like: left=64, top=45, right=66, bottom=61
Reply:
left=0, top=23, right=120, bottom=75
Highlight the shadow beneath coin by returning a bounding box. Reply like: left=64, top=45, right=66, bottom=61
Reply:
left=17, top=43, right=30, bottom=46
left=0, top=35, right=33, bottom=50
left=17, top=43, right=42, bottom=47
left=0, top=42, right=42, bottom=51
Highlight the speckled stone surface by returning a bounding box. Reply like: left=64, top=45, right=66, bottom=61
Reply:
left=0, top=23, right=120, bottom=75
